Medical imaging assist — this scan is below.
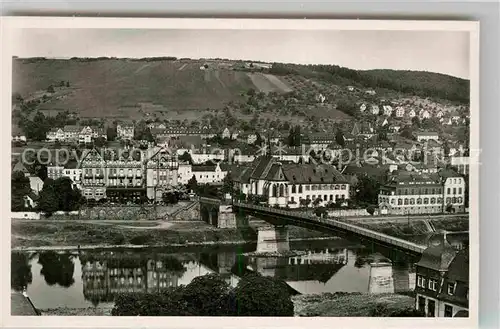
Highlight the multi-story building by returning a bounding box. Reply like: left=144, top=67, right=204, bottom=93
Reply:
left=383, top=105, right=393, bottom=116
left=63, top=160, right=82, bottom=189
left=450, top=156, right=470, bottom=176
left=117, top=124, right=135, bottom=140
left=415, top=236, right=468, bottom=317
left=80, top=149, right=107, bottom=201
left=378, top=169, right=465, bottom=215
left=232, top=156, right=349, bottom=208
left=104, top=149, right=145, bottom=203
left=440, top=169, right=466, bottom=213
left=47, top=163, right=65, bottom=180
left=145, top=148, right=179, bottom=201
left=395, top=106, right=405, bottom=117
left=47, top=127, right=65, bottom=142
left=191, top=163, right=228, bottom=185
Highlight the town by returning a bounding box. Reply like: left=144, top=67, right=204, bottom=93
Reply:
left=11, top=57, right=470, bottom=318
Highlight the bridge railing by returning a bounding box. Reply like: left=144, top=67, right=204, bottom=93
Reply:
left=233, top=202, right=426, bottom=253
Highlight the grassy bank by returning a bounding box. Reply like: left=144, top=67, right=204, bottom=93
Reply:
left=292, top=292, right=416, bottom=317
left=11, top=220, right=333, bottom=249
left=38, top=293, right=417, bottom=316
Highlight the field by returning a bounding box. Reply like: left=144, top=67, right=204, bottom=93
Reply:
left=12, top=59, right=294, bottom=120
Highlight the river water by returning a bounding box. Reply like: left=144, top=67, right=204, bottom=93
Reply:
left=11, top=238, right=425, bottom=311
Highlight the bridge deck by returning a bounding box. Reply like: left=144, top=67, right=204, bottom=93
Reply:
left=233, top=202, right=426, bottom=254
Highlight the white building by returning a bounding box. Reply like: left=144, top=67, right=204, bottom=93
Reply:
left=441, top=171, right=466, bottom=212
left=419, top=109, right=431, bottom=119
left=383, top=105, right=393, bottom=116
left=232, top=156, right=349, bottom=208
left=395, top=107, right=405, bottom=118
left=371, top=105, right=380, bottom=115
left=416, top=131, right=439, bottom=142
left=360, top=103, right=367, bottom=113
left=177, top=163, right=193, bottom=185
left=182, top=163, right=227, bottom=185
left=117, top=124, right=135, bottom=140
left=29, top=176, right=44, bottom=195
left=450, top=156, right=469, bottom=176
left=408, top=109, right=417, bottom=118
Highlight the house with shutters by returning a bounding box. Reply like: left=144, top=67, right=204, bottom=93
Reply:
left=395, top=106, right=405, bottom=118
left=415, top=235, right=468, bottom=317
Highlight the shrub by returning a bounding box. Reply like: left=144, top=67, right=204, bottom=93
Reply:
left=230, top=273, right=294, bottom=316
left=129, top=235, right=149, bottom=245
left=366, top=206, right=376, bottom=215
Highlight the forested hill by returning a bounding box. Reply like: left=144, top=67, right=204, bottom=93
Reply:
left=269, top=63, right=469, bottom=104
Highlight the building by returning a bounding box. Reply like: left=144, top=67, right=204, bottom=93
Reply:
left=29, top=176, right=44, bottom=194
left=177, top=163, right=194, bottom=185
left=378, top=169, right=465, bottom=215
left=395, top=106, right=405, bottom=118
left=47, top=127, right=65, bottom=142
left=13, top=161, right=30, bottom=177
left=103, top=149, right=145, bottom=203
left=371, top=105, right=380, bottom=115
left=419, top=109, right=431, bottom=119
left=176, top=148, right=225, bottom=165
left=232, top=156, right=349, bottom=208
left=450, top=156, right=470, bottom=176
left=408, top=109, right=417, bottom=118
left=46, top=126, right=105, bottom=143
left=440, top=169, right=466, bottom=213
left=416, top=131, right=439, bottom=142
left=246, top=133, right=258, bottom=145
left=117, top=124, right=135, bottom=140
left=190, top=163, right=227, bottom=185
left=359, top=103, right=367, bottom=113
left=47, top=163, right=64, bottom=180
left=24, top=192, right=39, bottom=209
left=63, top=160, right=83, bottom=189
left=365, top=89, right=376, bottom=95
left=383, top=105, right=393, bottom=116
left=80, top=149, right=107, bottom=201
left=436, top=110, right=444, bottom=118
left=305, top=133, right=335, bottom=151
left=415, top=236, right=468, bottom=317
left=145, top=148, right=179, bottom=201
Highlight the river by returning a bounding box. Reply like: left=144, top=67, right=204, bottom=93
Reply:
left=11, top=238, right=423, bottom=311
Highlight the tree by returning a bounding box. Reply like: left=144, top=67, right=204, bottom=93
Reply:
left=37, top=177, right=84, bottom=214
left=313, top=197, right=323, bottom=207
left=187, top=175, right=198, bottom=193
left=335, top=129, right=345, bottom=147
left=445, top=204, right=454, bottom=213
left=355, top=175, right=381, bottom=205
left=66, top=81, right=70, bottom=87
left=162, top=192, right=179, bottom=205
left=179, top=151, right=193, bottom=165
left=37, top=251, right=75, bottom=287
left=93, top=136, right=107, bottom=148
left=106, top=126, right=117, bottom=141
left=182, top=274, right=231, bottom=316
left=247, top=88, right=256, bottom=96
left=47, top=85, right=55, bottom=93
left=366, top=205, right=376, bottom=215
left=254, top=133, right=264, bottom=147
left=400, top=125, right=414, bottom=140
left=11, top=252, right=32, bottom=291
left=314, top=206, right=328, bottom=218
left=411, top=116, right=421, bottom=127
left=229, top=274, right=294, bottom=316
left=11, top=170, right=31, bottom=211
left=222, top=173, right=234, bottom=195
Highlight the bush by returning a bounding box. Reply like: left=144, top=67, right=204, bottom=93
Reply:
left=230, top=273, right=294, bottom=316
left=129, top=235, right=149, bottom=245
left=366, top=206, right=375, bottom=215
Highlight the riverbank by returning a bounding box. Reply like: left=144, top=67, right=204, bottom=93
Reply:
left=292, top=292, right=417, bottom=317
left=11, top=220, right=335, bottom=250
left=37, top=292, right=417, bottom=316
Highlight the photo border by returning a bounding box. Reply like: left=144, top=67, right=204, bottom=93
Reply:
left=1, top=16, right=480, bottom=329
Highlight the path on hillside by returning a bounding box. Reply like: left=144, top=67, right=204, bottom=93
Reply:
left=178, top=63, right=188, bottom=71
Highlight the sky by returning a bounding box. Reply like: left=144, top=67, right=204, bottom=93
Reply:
left=12, top=28, right=470, bottom=79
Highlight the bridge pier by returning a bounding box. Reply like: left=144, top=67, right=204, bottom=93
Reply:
left=256, top=225, right=290, bottom=253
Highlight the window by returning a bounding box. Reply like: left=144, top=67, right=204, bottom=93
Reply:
left=444, top=304, right=453, bottom=317
left=458, top=187, right=462, bottom=194
left=437, top=197, right=443, bottom=203
left=430, top=197, right=436, bottom=204
left=428, top=279, right=437, bottom=291
left=458, top=197, right=463, bottom=203
left=427, top=299, right=436, bottom=317
left=391, top=199, right=395, bottom=204
left=452, top=197, right=457, bottom=203
left=292, top=185, right=297, bottom=193
left=422, top=278, right=426, bottom=288
left=341, top=184, right=346, bottom=190
left=330, top=195, right=333, bottom=201
left=398, top=199, right=403, bottom=205
left=447, top=188, right=451, bottom=194
left=417, top=198, right=422, bottom=205
left=410, top=198, right=415, bottom=205
left=404, top=198, right=409, bottom=205
left=453, top=188, right=457, bottom=194
left=447, top=282, right=455, bottom=295
left=335, top=185, right=340, bottom=190
left=446, top=197, right=451, bottom=204
left=305, top=185, right=310, bottom=191
left=417, top=276, right=423, bottom=287
left=298, top=185, right=303, bottom=193
left=424, top=198, right=429, bottom=204
left=417, top=296, right=426, bottom=312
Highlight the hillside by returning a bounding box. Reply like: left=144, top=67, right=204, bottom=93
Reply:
left=269, top=63, right=470, bottom=104
left=12, top=58, right=292, bottom=119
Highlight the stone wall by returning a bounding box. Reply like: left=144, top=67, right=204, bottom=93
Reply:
left=169, top=202, right=200, bottom=221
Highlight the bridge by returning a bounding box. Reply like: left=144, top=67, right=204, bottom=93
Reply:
left=231, top=202, right=427, bottom=256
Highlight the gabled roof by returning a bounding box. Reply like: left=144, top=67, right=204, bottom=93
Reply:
left=13, top=161, right=29, bottom=174
left=416, top=234, right=457, bottom=272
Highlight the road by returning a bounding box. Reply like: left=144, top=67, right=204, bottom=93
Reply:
left=340, top=213, right=467, bottom=225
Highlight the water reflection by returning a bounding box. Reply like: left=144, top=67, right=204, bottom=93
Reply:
left=38, top=251, right=75, bottom=288
left=13, top=241, right=421, bottom=310
left=81, top=251, right=187, bottom=306
left=11, top=252, right=33, bottom=291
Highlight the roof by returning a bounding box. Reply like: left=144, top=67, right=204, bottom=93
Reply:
left=13, top=161, right=29, bottom=174
left=446, top=249, right=469, bottom=282
left=63, top=125, right=81, bottom=132
left=11, top=292, right=39, bottom=316
left=192, top=165, right=217, bottom=172
left=416, top=234, right=457, bottom=272
left=282, top=163, right=348, bottom=184
left=454, top=310, right=469, bottom=317
left=26, top=191, right=40, bottom=201
left=416, top=131, right=439, bottom=136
